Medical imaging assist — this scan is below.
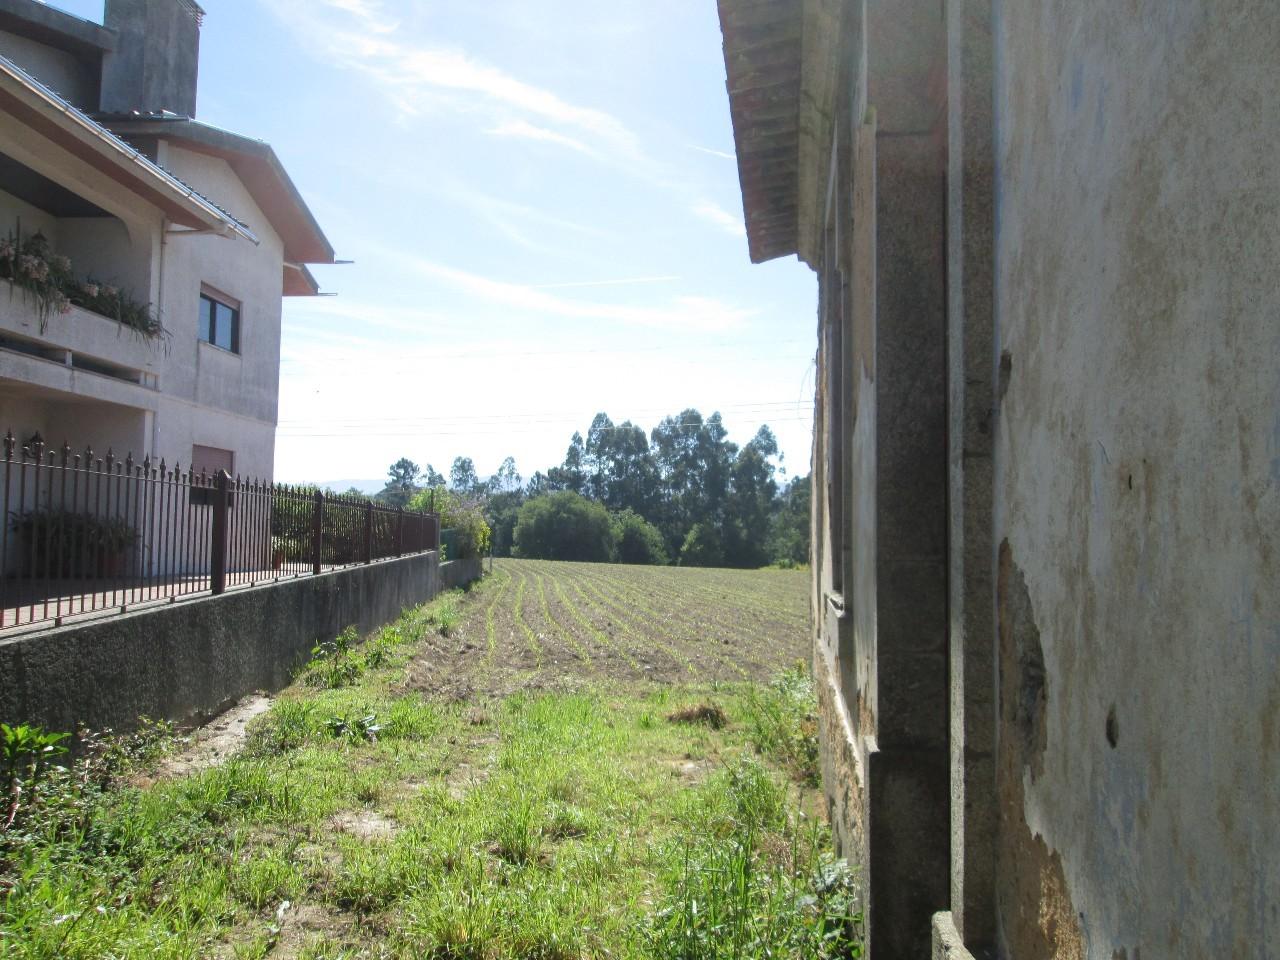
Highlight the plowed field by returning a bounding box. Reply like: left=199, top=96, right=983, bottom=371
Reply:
left=407, top=558, right=810, bottom=699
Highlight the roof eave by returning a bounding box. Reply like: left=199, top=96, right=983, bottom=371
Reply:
left=283, top=262, right=321, bottom=297
left=718, top=0, right=849, bottom=268
left=102, top=117, right=335, bottom=265
left=0, top=57, right=256, bottom=243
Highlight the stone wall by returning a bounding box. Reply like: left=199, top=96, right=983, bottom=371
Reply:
left=0, top=552, right=481, bottom=734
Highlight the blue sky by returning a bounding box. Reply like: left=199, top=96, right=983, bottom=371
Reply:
left=56, top=0, right=817, bottom=488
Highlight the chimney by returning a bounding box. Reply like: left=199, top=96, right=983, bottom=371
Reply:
left=99, top=0, right=203, bottom=117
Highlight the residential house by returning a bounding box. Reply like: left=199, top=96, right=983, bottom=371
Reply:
left=0, top=0, right=332, bottom=485
left=717, top=1, right=1278, bottom=958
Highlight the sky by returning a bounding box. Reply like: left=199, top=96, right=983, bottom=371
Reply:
left=54, top=0, right=817, bottom=490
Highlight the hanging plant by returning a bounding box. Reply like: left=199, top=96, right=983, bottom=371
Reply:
left=0, top=229, right=72, bottom=332
left=1, top=223, right=167, bottom=341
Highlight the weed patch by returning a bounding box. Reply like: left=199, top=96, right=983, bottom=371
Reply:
left=741, top=666, right=821, bottom=786
left=648, top=758, right=862, bottom=959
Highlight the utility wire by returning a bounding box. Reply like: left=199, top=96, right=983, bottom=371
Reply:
left=277, top=416, right=813, bottom=440
left=278, top=399, right=807, bottom=427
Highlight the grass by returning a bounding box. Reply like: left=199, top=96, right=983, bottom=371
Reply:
left=0, top=571, right=859, bottom=959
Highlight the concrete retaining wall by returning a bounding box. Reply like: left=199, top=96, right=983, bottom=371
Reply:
left=0, top=551, right=483, bottom=734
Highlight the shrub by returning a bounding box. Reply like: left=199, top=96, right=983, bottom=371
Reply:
left=679, top=522, right=725, bottom=568
left=512, top=491, right=616, bottom=562
left=408, top=487, right=490, bottom=558
left=612, top=509, right=668, bottom=565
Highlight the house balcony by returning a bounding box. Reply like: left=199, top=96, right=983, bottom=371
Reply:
left=0, top=277, right=161, bottom=395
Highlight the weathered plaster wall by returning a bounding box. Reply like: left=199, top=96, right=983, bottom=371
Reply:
left=0, top=551, right=479, bottom=734
left=993, top=1, right=1280, bottom=956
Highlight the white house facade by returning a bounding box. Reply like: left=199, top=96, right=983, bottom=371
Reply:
left=0, top=0, right=332, bottom=483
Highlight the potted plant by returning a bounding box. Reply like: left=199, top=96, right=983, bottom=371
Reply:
left=8, top=510, right=138, bottom=579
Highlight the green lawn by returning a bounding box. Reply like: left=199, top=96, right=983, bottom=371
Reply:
left=1, top=567, right=861, bottom=959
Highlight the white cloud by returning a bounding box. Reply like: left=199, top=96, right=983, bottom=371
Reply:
left=366, top=251, right=752, bottom=333
left=265, top=0, right=639, bottom=157
left=487, top=119, right=597, bottom=157
left=691, top=145, right=737, bottom=161
left=315, top=0, right=397, bottom=32
left=531, top=275, right=680, bottom=290
left=692, top=199, right=746, bottom=237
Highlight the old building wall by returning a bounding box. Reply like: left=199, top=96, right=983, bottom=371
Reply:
left=992, top=1, right=1280, bottom=957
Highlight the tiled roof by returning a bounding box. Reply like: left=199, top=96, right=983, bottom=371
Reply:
left=716, top=0, right=803, bottom=264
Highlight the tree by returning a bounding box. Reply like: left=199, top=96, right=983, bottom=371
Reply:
left=512, top=491, right=616, bottom=562
left=450, top=456, right=479, bottom=493
left=679, top=521, right=724, bottom=568
left=650, top=409, right=737, bottom=555
left=486, top=489, right=525, bottom=557
left=545, top=432, right=587, bottom=494
left=723, top=425, right=780, bottom=567
left=768, top=474, right=811, bottom=567
left=612, top=510, right=668, bottom=565
left=489, top=456, right=522, bottom=494
left=379, top=457, right=420, bottom=508
left=422, top=463, right=446, bottom=488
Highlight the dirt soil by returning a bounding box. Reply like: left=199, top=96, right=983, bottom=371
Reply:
left=151, top=694, right=274, bottom=779
left=404, top=558, right=808, bottom=701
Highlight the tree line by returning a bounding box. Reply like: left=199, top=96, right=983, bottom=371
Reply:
left=374, top=408, right=809, bottom=568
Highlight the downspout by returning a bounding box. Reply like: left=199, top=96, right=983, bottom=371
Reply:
left=153, top=215, right=167, bottom=456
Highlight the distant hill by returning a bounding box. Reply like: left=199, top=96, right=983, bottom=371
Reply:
left=310, top=478, right=384, bottom=496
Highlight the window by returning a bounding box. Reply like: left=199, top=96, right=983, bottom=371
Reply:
left=199, top=287, right=240, bottom=353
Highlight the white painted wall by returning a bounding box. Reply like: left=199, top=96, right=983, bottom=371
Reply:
left=0, top=132, right=285, bottom=485
left=148, top=141, right=284, bottom=481
left=0, top=188, right=60, bottom=245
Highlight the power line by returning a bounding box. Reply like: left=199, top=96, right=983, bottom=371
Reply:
left=276, top=415, right=813, bottom=440
left=280, top=336, right=816, bottom=365
left=278, top=398, right=808, bottom=427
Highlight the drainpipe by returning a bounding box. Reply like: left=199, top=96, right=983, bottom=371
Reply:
left=152, top=216, right=166, bottom=456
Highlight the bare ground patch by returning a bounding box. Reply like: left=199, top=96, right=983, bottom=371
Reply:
left=143, top=694, right=274, bottom=781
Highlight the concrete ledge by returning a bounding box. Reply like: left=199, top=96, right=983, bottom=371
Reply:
left=932, top=912, right=980, bottom=960
left=0, top=550, right=482, bottom=734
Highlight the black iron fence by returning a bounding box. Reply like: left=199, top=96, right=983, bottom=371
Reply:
left=1, top=433, right=440, bottom=632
